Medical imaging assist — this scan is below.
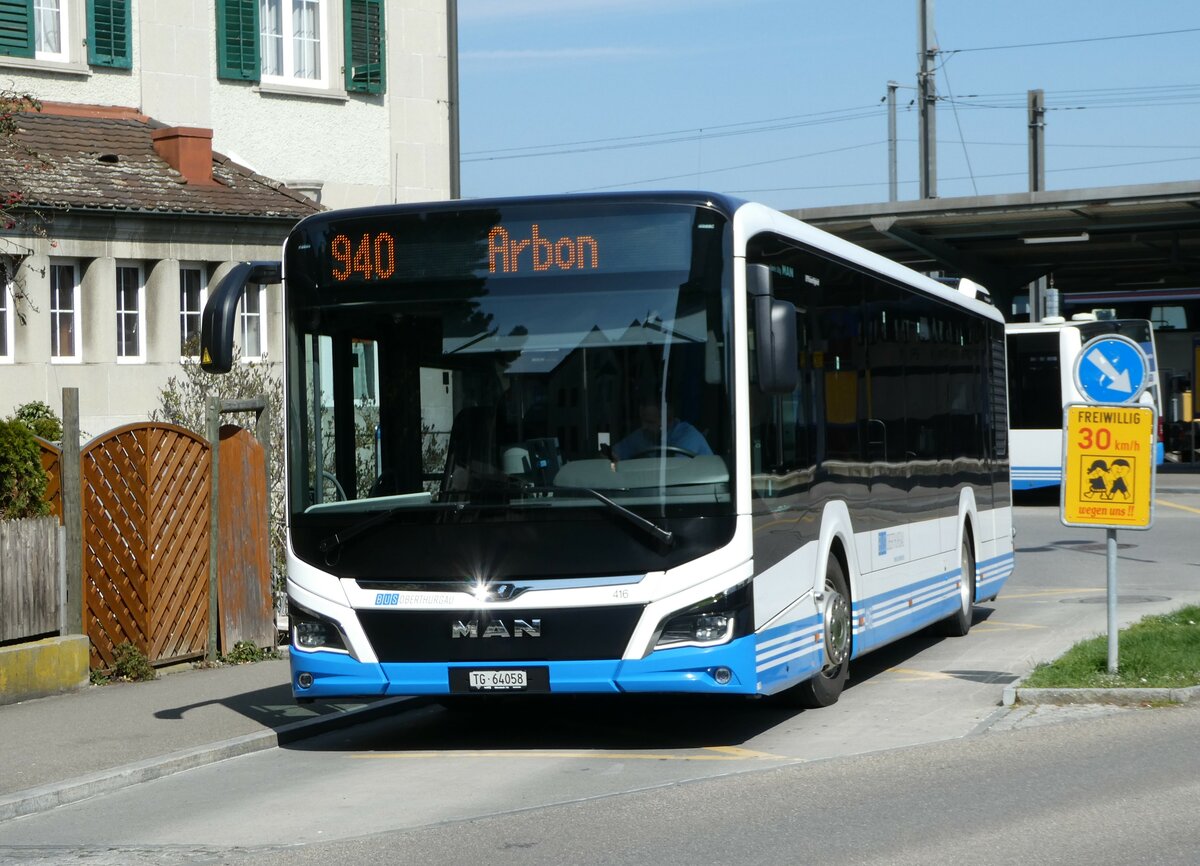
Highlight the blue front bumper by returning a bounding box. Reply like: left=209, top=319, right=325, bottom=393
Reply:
left=289, top=634, right=760, bottom=699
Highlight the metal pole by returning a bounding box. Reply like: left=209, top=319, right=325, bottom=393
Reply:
left=446, top=0, right=461, bottom=199
left=1106, top=528, right=1119, bottom=674
left=917, top=0, right=937, bottom=199
left=1028, top=276, right=1045, bottom=323
left=1028, top=89, right=1045, bottom=192
left=887, top=81, right=899, bottom=202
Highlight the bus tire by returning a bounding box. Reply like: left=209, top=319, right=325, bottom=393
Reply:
left=782, top=556, right=851, bottom=709
left=938, top=540, right=975, bottom=637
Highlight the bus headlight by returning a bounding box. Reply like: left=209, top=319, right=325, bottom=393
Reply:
left=291, top=604, right=348, bottom=653
left=659, top=613, right=733, bottom=646
left=653, top=582, right=752, bottom=650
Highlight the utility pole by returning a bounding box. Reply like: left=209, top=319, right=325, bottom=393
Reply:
left=917, top=0, right=937, bottom=199
left=446, top=0, right=461, bottom=199
left=1028, top=88, right=1045, bottom=192
left=887, top=81, right=899, bottom=202
left=1028, top=88, right=1047, bottom=321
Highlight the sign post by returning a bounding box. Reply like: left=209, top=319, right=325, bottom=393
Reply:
left=1062, top=334, right=1156, bottom=674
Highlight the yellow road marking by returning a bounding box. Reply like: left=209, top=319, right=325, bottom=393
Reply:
left=703, top=745, right=784, bottom=759
left=1155, top=498, right=1200, bottom=516
left=997, top=588, right=1103, bottom=600
left=351, top=748, right=786, bottom=762
left=971, top=621, right=1048, bottom=632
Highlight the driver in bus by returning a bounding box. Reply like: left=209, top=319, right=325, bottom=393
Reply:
left=611, top=397, right=712, bottom=461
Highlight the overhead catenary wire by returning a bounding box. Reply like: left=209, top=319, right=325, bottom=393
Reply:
left=942, top=26, right=1200, bottom=55
left=461, top=106, right=885, bottom=163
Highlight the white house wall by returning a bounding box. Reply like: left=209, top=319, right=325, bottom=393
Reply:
left=0, top=0, right=451, bottom=210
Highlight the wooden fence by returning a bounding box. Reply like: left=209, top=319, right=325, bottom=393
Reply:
left=3, top=420, right=272, bottom=670
left=0, top=517, right=60, bottom=643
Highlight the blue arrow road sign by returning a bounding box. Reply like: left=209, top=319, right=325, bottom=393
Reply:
left=1073, top=334, right=1149, bottom=405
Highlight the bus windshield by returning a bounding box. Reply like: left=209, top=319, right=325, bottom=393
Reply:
left=282, top=200, right=733, bottom=577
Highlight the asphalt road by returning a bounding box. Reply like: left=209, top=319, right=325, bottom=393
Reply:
left=2, top=476, right=1199, bottom=864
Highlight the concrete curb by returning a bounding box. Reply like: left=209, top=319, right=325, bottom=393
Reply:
left=1003, top=683, right=1200, bottom=707
left=0, top=695, right=413, bottom=824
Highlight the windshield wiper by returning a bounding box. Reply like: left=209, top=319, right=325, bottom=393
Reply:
left=318, top=501, right=466, bottom=555
left=318, top=507, right=405, bottom=555
left=519, top=485, right=674, bottom=548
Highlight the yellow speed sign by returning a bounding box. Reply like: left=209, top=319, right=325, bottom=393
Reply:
left=1061, top=404, right=1156, bottom=529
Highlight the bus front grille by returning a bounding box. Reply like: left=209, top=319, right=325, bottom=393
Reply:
left=357, top=605, right=646, bottom=662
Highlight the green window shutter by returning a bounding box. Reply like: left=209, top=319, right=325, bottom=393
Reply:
left=216, top=0, right=259, bottom=81
left=87, top=0, right=131, bottom=68
left=0, top=0, right=34, bottom=58
left=344, top=0, right=384, bottom=95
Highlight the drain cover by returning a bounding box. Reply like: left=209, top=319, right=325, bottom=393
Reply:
left=1063, top=595, right=1170, bottom=605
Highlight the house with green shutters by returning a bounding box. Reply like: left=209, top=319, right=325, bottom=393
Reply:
left=0, top=0, right=451, bottom=433
left=0, top=0, right=451, bottom=209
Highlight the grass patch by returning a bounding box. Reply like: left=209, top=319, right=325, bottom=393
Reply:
left=1022, top=604, right=1200, bottom=689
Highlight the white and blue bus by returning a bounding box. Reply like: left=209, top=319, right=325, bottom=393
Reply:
left=201, top=192, right=1014, bottom=708
left=1006, top=315, right=1163, bottom=491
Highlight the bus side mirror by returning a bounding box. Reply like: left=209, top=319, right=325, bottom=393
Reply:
left=747, top=264, right=798, bottom=394
left=200, top=261, right=282, bottom=373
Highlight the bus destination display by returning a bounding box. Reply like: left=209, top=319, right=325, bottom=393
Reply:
left=330, top=224, right=602, bottom=283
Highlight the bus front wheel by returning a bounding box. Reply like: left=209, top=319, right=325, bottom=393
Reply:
left=782, top=556, right=851, bottom=709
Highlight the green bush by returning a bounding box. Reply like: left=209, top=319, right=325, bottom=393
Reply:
left=0, top=419, right=49, bottom=519
left=110, top=642, right=157, bottom=682
left=11, top=400, right=63, bottom=442
left=221, top=639, right=278, bottom=664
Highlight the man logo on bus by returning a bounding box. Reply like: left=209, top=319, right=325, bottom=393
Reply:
left=488, top=225, right=599, bottom=274
left=451, top=618, right=542, bottom=639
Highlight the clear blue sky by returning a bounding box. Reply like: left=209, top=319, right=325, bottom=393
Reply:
left=457, top=1, right=1200, bottom=211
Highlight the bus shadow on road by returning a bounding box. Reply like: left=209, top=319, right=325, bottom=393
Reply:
left=285, top=608, right=1004, bottom=755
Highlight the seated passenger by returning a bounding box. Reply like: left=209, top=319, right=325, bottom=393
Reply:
left=612, top=399, right=712, bottom=460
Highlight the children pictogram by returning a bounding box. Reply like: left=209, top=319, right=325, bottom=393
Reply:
left=1080, top=457, right=1134, bottom=502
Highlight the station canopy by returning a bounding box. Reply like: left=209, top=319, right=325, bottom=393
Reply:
left=786, top=180, right=1200, bottom=314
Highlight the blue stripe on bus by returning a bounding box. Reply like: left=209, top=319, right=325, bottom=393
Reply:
left=977, top=552, right=1015, bottom=597
left=754, top=612, right=824, bottom=695
left=852, top=569, right=960, bottom=644
left=1012, top=466, right=1062, bottom=490
left=846, top=552, right=1015, bottom=653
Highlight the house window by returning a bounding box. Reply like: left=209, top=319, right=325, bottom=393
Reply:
left=260, top=0, right=325, bottom=84
left=240, top=284, right=264, bottom=359
left=49, top=261, right=79, bottom=362
left=115, top=262, right=144, bottom=362
left=180, top=264, right=207, bottom=356
left=34, top=0, right=68, bottom=61
left=216, top=0, right=385, bottom=94
left=0, top=0, right=130, bottom=68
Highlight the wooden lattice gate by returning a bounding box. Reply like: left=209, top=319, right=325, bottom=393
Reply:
left=82, top=423, right=211, bottom=668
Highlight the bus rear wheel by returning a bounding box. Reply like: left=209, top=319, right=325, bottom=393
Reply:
left=783, top=556, right=851, bottom=709
left=937, top=540, right=975, bottom=637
